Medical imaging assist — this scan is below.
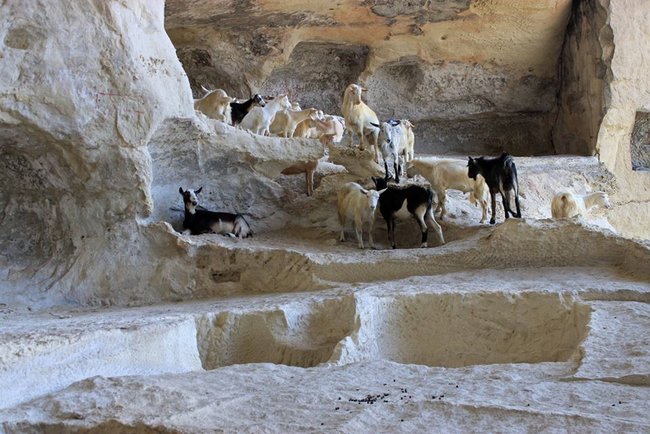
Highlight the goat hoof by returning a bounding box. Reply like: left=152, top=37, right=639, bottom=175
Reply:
left=490, top=219, right=496, bottom=224
left=420, top=243, right=428, bottom=248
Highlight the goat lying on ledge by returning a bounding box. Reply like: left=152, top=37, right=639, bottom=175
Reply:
left=179, top=187, right=252, bottom=238
left=551, top=191, right=610, bottom=219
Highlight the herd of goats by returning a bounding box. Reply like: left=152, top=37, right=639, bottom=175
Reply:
left=178, top=83, right=611, bottom=249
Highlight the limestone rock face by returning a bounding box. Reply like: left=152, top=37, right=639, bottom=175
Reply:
left=0, top=0, right=325, bottom=306
left=0, top=0, right=191, bottom=303
left=166, top=0, right=572, bottom=155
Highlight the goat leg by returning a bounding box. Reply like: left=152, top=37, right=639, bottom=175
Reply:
left=502, top=191, right=511, bottom=219
left=490, top=191, right=497, bottom=224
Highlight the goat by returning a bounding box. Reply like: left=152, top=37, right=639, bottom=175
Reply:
left=372, top=177, right=445, bottom=249
left=341, top=84, right=380, bottom=162
left=371, top=119, right=403, bottom=183
left=400, top=119, right=415, bottom=164
left=294, top=118, right=323, bottom=139
left=281, top=160, right=319, bottom=196
left=239, top=94, right=292, bottom=136
left=467, top=153, right=521, bottom=224
left=551, top=191, right=610, bottom=219
left=230, top=94, right=266, bottom=125
left=271, top=107, right=320, bottom=138
left=407, top=158, right=489, bottom=223
left=294, top=114, right=345, bottom=142
left=337, top=182, right=387, bottom=249
left=178, top=187, right=252, bottom=238
left=193, top=88, right=234, bottom=124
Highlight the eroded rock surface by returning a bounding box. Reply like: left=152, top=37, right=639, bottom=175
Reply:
left=166, top=0, right=572, bottom=155
left=1, top=0, right=650, bottom=432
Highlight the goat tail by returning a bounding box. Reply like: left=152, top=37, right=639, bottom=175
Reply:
left=502, top=154, right=520, bottom=194
left=233, top=214, right=253, bottom=238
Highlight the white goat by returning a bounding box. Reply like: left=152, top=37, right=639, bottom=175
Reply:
left=239, top=95, right=292, bottom=136
left=551, top=191, right=611, bottom=219
left=193, top=88, right=234, bottom=124
left=407, top=158, right=489, bottom=223
left=337, top=182, right=386, bottom=249
left=341, top=84, right=380, bottom=162
left=400, top=119, right=415, bottom=163
left=373, top=120, right=404, bottom=183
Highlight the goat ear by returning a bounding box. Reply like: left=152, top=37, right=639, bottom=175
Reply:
left=378, top=188, right=388, bottom=195
left=360, top=188, right=369, bottom=196
left=370, top=122, right=380, bottom=128
left=179, top=187, right=184, bottom=194
left=195, top=187, right=203, bottom=194
left=361, top=87, right=367, bottom=92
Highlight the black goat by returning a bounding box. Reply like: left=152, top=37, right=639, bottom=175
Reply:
left=467, top=153, right=521, bottom=224
left=372, top=177, right=445, bottom=249
left=179, top=187, right=252, bottom=238
left=230, top=94, right=266, bottom=125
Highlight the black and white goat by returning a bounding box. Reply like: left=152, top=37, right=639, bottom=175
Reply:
left=179, top=187, right=252, bottom=238
left=230, top=94, right=266, bottom=125
left=372, top=177, right=445, bottom=249
left=467, top=153, right=521, bottom=224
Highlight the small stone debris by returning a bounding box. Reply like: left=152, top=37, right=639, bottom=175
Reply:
left=348, top=393, right=390, bottom=405
left=335, top=407, right=339, bottom=410
left=455, top=385, right=459, bottom=388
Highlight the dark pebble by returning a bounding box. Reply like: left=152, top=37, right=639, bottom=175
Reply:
left=335, top=407, right=339, bottom=410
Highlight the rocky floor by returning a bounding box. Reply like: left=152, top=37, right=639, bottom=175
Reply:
left=1, top=155, right=649, bottom=433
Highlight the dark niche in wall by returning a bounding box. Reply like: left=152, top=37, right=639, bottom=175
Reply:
left=261, top=41, right=369, bottom=115
left=631, top=111, right=650, bottom=171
